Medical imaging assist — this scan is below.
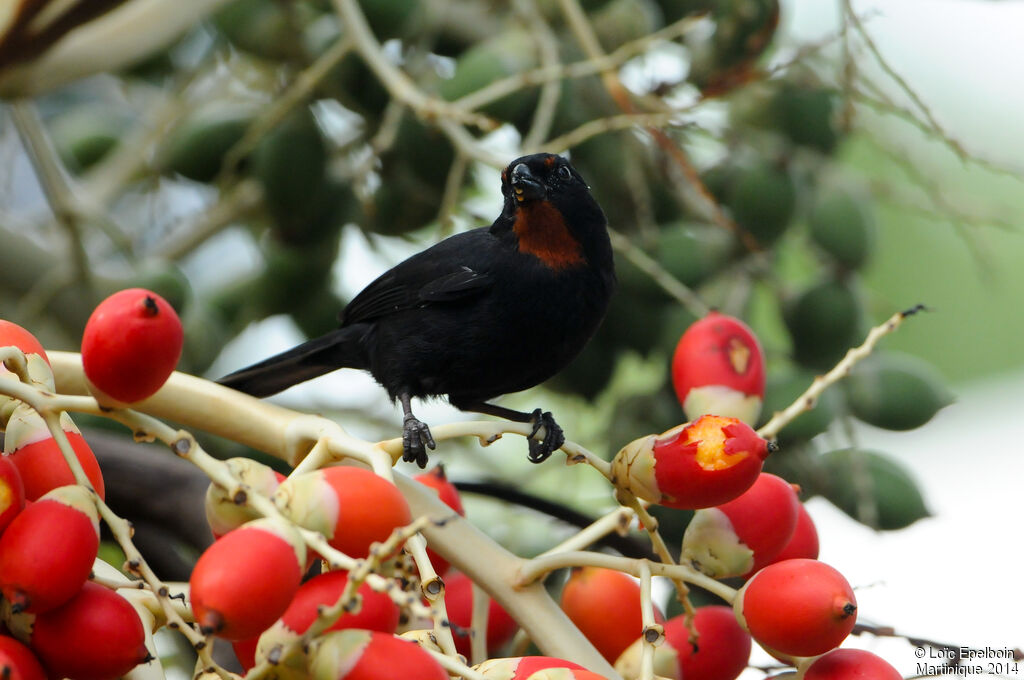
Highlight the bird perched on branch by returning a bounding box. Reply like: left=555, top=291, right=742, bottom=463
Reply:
left=219, top=153, right=615, bottom=467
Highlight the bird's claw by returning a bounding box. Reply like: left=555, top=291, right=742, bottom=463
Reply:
left=402, top=416, right=436, bottom=468
left=526, top=409, right=564, bottom=464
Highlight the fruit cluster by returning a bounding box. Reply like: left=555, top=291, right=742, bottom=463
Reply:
left=0, top=298, right=922, bottom=680
left=576, top=311, right=910, bottom=678
left=0, top=318, right=156, bottom=680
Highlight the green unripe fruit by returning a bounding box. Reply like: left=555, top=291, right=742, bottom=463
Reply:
left=774, top=85, right=841, bottom=153
left=546, top=336, right=617, bottom=400
left=160, top=101, right=258, bottom=183
left=592, top=0, right=665, bottom=52
left=820, top=448, right=930, bottom=530
left=784, top=279, right=865, bottom=371
left=845, top=353, right=953, bottom=431
left=600, top=290, right=667, bottom=357
left=50, top=104, right=132, bottom=173
left=656, top=221, right=735, bottom=288
left=727, top=161, right=796, bottom=245
left=253, top=109, right=346, bottom=245
left=214, top=0, right=301, bottom=61
left=438, top=29, right=538, bottom=125
left=359, top=0, right=421, bottom=41
left=257, top=238, right=339, bottom=317
left=809, top=187, right=876, bottom=269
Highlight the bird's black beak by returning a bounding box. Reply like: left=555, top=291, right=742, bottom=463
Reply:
left=510, top=163, right=545, bottom=203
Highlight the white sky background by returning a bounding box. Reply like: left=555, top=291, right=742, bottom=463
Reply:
left=204, top=0, right=1024, bottom=670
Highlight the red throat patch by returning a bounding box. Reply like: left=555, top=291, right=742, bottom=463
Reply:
left=513, top=200, right=585, bottom=270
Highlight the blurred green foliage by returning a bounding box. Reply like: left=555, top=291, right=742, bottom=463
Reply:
left=5, top=0, right=1017, bottom=547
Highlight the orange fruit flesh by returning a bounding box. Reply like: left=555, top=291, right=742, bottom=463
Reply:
left=683, top=415, right=749, bottom=471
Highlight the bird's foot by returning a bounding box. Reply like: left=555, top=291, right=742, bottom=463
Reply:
left=402, top=415, right=436, bottom=468
left=526, top=409, right=564, bottom=464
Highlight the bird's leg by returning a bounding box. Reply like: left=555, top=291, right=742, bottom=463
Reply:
left=456, top=401, right=565, bottom=463
left=399, top=393, right=435, bottom=468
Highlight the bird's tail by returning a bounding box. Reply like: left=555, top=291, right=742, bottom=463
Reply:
left=217, top=325, right=369, bottom=398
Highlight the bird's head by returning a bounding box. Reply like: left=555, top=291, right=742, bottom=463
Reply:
left=498, top=153, right=610, bottom=272
left=501, top=153, right=589, bottom=207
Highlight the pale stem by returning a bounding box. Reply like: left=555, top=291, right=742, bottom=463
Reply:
left=403, top=530, right=458, bottom=656
left=469, top=581, right=491, bottom=665
left=377, top=419, right=612, bottom=478
left=288, top=436, right=331, bottom=478
left=757, top=306, right=925, bottom=441
left=427, top=649, right=489, bottom=680
left=638, top=562, right=660, bottom=680
left=0, top=347, right=33, bottom=384
left=536, top=506, right=636, bottom=558
left=47, top=353, right=623, bottom=677
left=516, top=551, right=736, bottom=605
left=617, top=491, right=697, bottom=636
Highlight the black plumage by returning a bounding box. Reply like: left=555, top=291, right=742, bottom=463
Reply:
left=219, top=153, right=615, bottom=467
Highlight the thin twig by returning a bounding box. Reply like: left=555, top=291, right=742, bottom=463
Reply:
left=155, top=179, right=264, bottom=261
left=758, top=305, right=926, bottom=441
left=844, top=1, right=965, bottom=161
left=330, top=0, right=496, bottom=131
left=10, top=102, right=94, bottom=294
left=516, top=0, right=562, bottom=152
left=608, top=228, right=710, bottom=317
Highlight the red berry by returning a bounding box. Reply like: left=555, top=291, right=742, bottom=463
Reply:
left=286, top=570, right=399, bottom=635
left=771, top=502, right=820, bottom=564
left=0, top=321, right=49, bottom=366
left=28, top=582, right=150, bottom=680
left=682, top=473, right=800, bottom=578
left=802, top=648, right=901, bottom=680
left=231, top=637, right=259, bottom=673
left=4, top=404, right=105, bottom=500
left=615, top=606, right=750, bottom=680
left=256, top=569, right=401, bottom=669
left=445, top=571, right=519, bottom=659
left=190, top=518, right=305, bottom=640
left=414, top=465, right=465, bottom=576
left=0, top=456, right=26, bottom=536
left=560, top=567, right=663, bottom=664
left=735, top=559, right=857, bottom=657
left=475, top=656, right=585, bottom=679
left=672, top=312, right=766, bottom=425
left=0, top=635, right=46, bottom=680
left=612, top=415, right=770, bottom=510
left=308, top=630, right=448, bottom=680
left=274, top=466, right=411, bottom=559
left=0, top=485, right=99, bottom=613
left=82, top=288, right=183, bottom=405
left=665, top=607, right=751, bottom=680
left=0, top=321, right=53, bottom=394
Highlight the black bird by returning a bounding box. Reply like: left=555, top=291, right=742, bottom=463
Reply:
left=219, top=153, right=615, bottom=467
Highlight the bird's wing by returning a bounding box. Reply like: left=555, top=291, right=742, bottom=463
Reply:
left=418, top=267, right=492, bottom=302
left=341, top=230, right=496, bottom=325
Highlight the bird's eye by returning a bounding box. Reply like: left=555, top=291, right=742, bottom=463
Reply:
left=557, top=165, right=572, bottom=181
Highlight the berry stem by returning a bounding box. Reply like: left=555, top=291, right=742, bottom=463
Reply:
left=757, top=305, right=926, bottom=441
